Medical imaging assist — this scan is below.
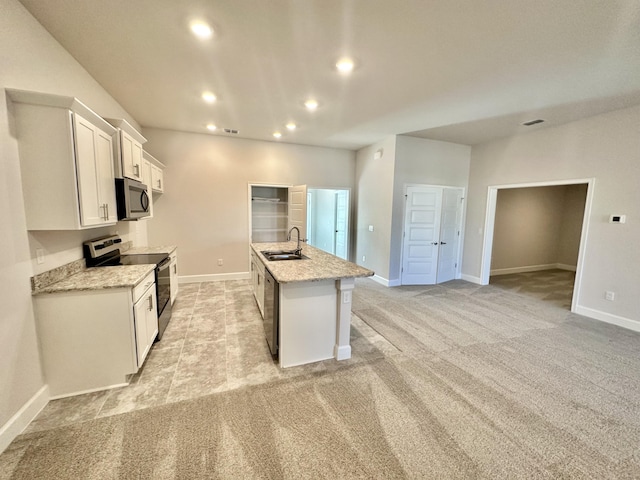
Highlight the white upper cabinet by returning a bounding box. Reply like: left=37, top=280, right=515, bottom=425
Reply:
left=143, top=151, right=165, bottom=194
left=105, top=118, right=146, bottom=182
left=8, top=89, right=118, bottom=230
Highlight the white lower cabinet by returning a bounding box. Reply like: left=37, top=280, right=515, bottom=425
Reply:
left=34, top=272, right=157, bottom=398
left=250, top=250, right=265, bottom=317
left=169, top=250, right=179, bottom=304
left=132, top=280, right=158, bottom=367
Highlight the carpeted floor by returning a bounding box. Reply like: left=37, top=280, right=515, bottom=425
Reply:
left=2, top=277, right=640, bottom=479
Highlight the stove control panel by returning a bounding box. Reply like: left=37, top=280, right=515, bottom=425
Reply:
left=83, top=235, right=122, bottom=260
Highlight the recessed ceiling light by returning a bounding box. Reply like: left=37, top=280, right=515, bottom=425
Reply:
left=273, top=132, right=282, bottom=138
left=304, top=99, right=318, bottom=111
left=206, top=124, right=217, bottom=131
left=202, top=92, right=216, bottom=103
left=190, top=21, right=213, bottom=39
left=336, top=58, right=354, bottom=74
left=286, top=123, right=297, bottom=131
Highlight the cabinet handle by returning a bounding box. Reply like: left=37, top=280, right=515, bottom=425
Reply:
left=105, top=203, right=109, bottom=220
left=173, top=265, right=177, bottom=274
left=258, top=275, right=260, bottom=285
left=157, top=179, right=162, bottom=188
left=134, top=164, right=140, bottom=176
left=148, top=294, right=153, bottom=311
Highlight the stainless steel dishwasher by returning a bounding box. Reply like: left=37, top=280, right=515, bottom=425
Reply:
left=263, top=269, right=279, bottom=356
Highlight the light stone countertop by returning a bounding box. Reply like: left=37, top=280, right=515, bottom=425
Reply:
left=33, top=265, right=155, bottom=294
left=124, top=245, right=177, bottom=255
left=251, top=242, right=374, bottom=284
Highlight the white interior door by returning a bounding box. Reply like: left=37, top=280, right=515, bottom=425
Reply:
left=288, top=185, right=308, bottom=242
left=401, top=186, right=441, bottom=285
left=334, top=191, right=348, bottom=259
left=436, top=188, right=463, bottom=283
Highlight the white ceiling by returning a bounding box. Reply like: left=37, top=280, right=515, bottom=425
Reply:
left=18, top=0, right=640, bottom=150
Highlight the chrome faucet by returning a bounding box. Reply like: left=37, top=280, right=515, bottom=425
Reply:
left=287, top=226, right=302, bottom=256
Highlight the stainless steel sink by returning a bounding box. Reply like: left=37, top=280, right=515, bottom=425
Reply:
left=261, top=250, right=307, bottom=261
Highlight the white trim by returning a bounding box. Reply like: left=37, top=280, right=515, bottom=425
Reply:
left=556, top=263, right=577, bottom=272
left=479, top=178, right=595, bottom=315
left=490, top=263, right=576, bottom=276
left=0, top=385, right=49, bottom=454
left=49, top=383, right=128, bottom=400
left=334, top=344, right=352, bottom=361
left=461, top=274, right=482, bottom=284
left=575, top=306, right=640, bottom=333
left=179, top=272, right=251, bottom=284
left=371, top=274, right=391, bottom=287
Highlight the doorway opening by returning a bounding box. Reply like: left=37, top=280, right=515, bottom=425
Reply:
left=306, top=188, right=350, bottom=260
left=480, top=179, right=594, bottom=312
left=400, top=184, right=465, bottom=285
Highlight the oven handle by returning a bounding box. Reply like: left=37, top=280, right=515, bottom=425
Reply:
left=157, top=257, right=171, bottom=270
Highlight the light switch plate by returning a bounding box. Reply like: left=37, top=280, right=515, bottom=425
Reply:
left=36, top=248, right=45, bottom=264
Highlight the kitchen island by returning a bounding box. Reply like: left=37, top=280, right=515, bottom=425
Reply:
left=250, top=242, right=373, bottom=368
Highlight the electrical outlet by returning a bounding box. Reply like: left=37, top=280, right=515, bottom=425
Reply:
left=343, top=291, right=352, bottom=304
left=605, top=291, right=615, bottom=301
left=362, top=255, right=366, bottom=262
left=217, top=259, right=223, bottom=266
left=36, top=248, right=45, bottom=264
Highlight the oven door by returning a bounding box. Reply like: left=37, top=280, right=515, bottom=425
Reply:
left=156, top=257, right=172, bottom=340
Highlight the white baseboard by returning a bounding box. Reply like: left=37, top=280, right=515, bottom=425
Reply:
left=178, top=272, right=251, bottom=284
left=461, top=274, right=482, bottom=284
left=371, top=274, right=391, bottom=287
left=0, top=385, right=49, bottom=454
left=574, top=306, right=640, bottom=333
left=491, top=263, right=576, bottom=276
left=556, top=263, right=577, bottom=272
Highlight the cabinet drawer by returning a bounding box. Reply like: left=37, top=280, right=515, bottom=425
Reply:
left=132, top=271, right=155, bottom=303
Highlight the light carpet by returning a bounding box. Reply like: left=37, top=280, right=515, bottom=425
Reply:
left=2, top=279, right=640, bottom=479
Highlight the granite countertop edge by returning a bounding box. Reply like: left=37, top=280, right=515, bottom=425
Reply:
left=251, top=242, right=374, bottom=284
left=123, top=245, right=177, bottom=255
left=33, top=264, right=156, bottom=295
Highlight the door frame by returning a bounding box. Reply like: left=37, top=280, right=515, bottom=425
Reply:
left=479, top=178, right=595, bottom=312
left=400, top=183, right=466, bottom=285
left=306, top=186, right=351, bottom=261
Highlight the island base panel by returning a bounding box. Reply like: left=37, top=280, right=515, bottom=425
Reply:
left=279, top=280, right=337, bottom=368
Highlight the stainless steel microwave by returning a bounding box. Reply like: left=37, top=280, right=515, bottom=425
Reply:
left=115, top=178, right=150, bottom=220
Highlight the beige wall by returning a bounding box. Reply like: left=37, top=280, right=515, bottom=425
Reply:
left=463, top=105, right=640, bottom=323
left=491, top=185, right=586, bottom=271
left=142, top=128, right=355, bottom=278
left=390, top=136, right=471, bottom=283
left=0, top=0, right=145, bottom=441
left=558, top=184, right=588, bottom=266
left=354, top=135, right=471, bottom=284
left=354, top=136, right=397, bottom=280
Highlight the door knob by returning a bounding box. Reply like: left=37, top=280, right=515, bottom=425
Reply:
left=432, top=242, right=438, bottom=245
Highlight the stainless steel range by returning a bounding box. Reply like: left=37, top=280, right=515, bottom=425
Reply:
left=84, top=235, right=172, bottom=339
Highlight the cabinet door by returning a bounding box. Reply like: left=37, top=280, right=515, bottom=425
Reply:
left=133, top=285, right=158, bottom=367
left=95, top=128, right=118, bottom=223
left=141, top=159, right=154, bottom=218
left=121, top=131, right=136, bottom=179
left=74, top=113, right=103, bottom=227
left=131, top=140, right=143, bottom=181
left=169, top=255, right=178, bottom=304
left=133, top=294, right=149, bottom=367
left=151, top=164, right=164, bottom=192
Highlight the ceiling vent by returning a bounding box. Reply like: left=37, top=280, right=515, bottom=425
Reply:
left=522, top=119, right=544, bottom=126
left=223, top=128, right=239, bottom=134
